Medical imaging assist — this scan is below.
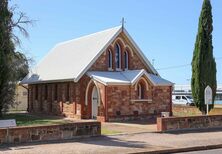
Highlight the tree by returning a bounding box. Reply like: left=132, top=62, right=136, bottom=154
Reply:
left=0, top=0, right=32, bottom=116
left=191, top=0, right=217, bottom=113
left=13, top=52, right=29, bottom=81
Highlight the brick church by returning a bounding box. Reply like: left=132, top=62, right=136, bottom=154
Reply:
left=21, top=26, right=173, bottom=122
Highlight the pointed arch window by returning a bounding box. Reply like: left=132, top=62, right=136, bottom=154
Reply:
left=124, top=51, right=128, bottom=69
left=108, top=49, right=112, bottom=69
left=115, top=43, right=121, bottom=69
left=137, top=83, right=145, bottom=99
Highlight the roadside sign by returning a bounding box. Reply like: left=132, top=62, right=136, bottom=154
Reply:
left=0, top=119, right=16, bottom=128
left=205, top=86, right=212, bottom=105
left=205, top=86, right=212, bottom=115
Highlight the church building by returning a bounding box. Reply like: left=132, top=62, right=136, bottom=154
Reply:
left=21, top=26, right=173, bottom=122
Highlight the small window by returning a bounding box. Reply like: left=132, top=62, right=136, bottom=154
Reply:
left=115, top=44, right=121, bottom=69
left=108, top=49, right=112, bottom=69
left=175, top=96, right=181, bottom=100
left=124, top=51, right=128, bottom=69
left=137, top=83, right=145, bottom=99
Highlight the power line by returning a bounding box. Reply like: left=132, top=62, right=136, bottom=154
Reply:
left=156, top=57, right=222, bottom=70
left=156, top=64, right=190, bottom=70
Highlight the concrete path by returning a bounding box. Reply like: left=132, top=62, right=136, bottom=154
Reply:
left=102, top=120, right=156, bottom=134
left=1, top=129, right=222, bottom=154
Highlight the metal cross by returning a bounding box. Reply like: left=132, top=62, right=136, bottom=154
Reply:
left=121, top=17, right=126, bottom=29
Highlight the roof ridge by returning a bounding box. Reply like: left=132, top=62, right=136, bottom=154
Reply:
left=56, top=25, right=122, bottom=47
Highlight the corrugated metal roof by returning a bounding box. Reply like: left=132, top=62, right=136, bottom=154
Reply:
left=21, top=26, right=160, bottom=84
left=147, top=73, right=173, bottom=86
left=87, top=69, right=173, bottom=86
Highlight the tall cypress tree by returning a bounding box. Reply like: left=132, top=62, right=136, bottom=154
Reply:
left=191, top=0, right=217, bottom=113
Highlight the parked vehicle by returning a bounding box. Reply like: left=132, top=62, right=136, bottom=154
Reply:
left=172, top=95, right=194, bottom=106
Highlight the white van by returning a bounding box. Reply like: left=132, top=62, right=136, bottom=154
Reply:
left=172, top=95, right=194, bottom=106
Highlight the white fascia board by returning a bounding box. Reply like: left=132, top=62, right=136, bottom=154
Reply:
left=131, top=69, right=146, bottom=85
left=123, top=28, right=159, bottom=76
left=91, top=77, right=108, bottom=86
left=131, top=69, right=157, bottom=86
left=91, top=76, right=130, bottom=86
left=144, top=71, right=157, bottom=86
left=74, top=28, right=122, bottom=82
left=22, top=78, right=75, bottom=84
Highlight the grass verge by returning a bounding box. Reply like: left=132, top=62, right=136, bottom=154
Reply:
left=101, top=127, right=121, bottom=135
left=0, top=113, right=70, bottom=126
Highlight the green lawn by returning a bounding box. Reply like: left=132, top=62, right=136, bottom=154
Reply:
left=101, top=127, right=121, bottom=135
left=0, top=113, right=71, bottom=126
left=1, top=113, right=121, bottom=135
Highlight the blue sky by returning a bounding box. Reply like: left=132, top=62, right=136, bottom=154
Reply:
left=11, top=0, right=222, bottom=84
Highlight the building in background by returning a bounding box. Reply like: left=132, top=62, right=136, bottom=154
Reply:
left=9, top=84, right=28, bottom=111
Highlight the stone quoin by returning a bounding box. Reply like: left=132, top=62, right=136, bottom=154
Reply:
left=21, top=26, right=173, bottom=122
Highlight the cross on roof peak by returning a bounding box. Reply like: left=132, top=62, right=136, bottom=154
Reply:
left=121, top=17, right=126, bottom=30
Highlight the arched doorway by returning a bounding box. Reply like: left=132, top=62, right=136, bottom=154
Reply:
left=91, top=86, right=98, bottom=119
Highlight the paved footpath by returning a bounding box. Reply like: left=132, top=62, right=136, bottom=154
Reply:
left=1, top=130, right=222, bottom=154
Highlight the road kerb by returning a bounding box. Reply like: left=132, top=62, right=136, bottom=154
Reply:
left=130, top=144, right=222, bottom=154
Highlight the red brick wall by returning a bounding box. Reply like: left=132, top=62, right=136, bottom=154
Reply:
left=152, top=86, right=172, bottom=114
left=89, top=32, right=150, bottom=72
left=28, top=77, right=171, bottom=121
left=0, top=122, right=101, bottom=144
left=29, top=82, right=76, bottom=118
left=106, top=80, right=172, bottom=121
left=157, top=115, right=222, bottom=132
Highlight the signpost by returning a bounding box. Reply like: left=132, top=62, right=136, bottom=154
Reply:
left=0, top=119, right=16, bottom=128
left=205, top=85, right=212, bottom=115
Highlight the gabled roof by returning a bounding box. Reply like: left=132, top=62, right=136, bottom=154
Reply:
left=21, top=26, right=158, bottom=84
left=87, top=69, right=173, bottom=86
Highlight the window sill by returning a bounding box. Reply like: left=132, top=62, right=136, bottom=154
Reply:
left=108, top=68, right=113, bottom=71
left=131, top=99, right=152, bottom=103
left=116, top=68, right=122, bottom=71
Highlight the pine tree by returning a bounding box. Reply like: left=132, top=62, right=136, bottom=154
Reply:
left=191, top=0, right=217, bottom=113
left=0, top=0, right=16, bottom=116
left=0, top=0, right=32, bottom=116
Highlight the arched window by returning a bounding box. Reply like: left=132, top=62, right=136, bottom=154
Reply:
left=124, top=51, right=128, bottom=69
left=137, top=83, right=144, bottom=99
left=115, top=44, right=121, bottom=69
left=108, top=49, right=112, bottom=69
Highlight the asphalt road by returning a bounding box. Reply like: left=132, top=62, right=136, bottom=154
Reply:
left=176, top=148, right=222, bottom=154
